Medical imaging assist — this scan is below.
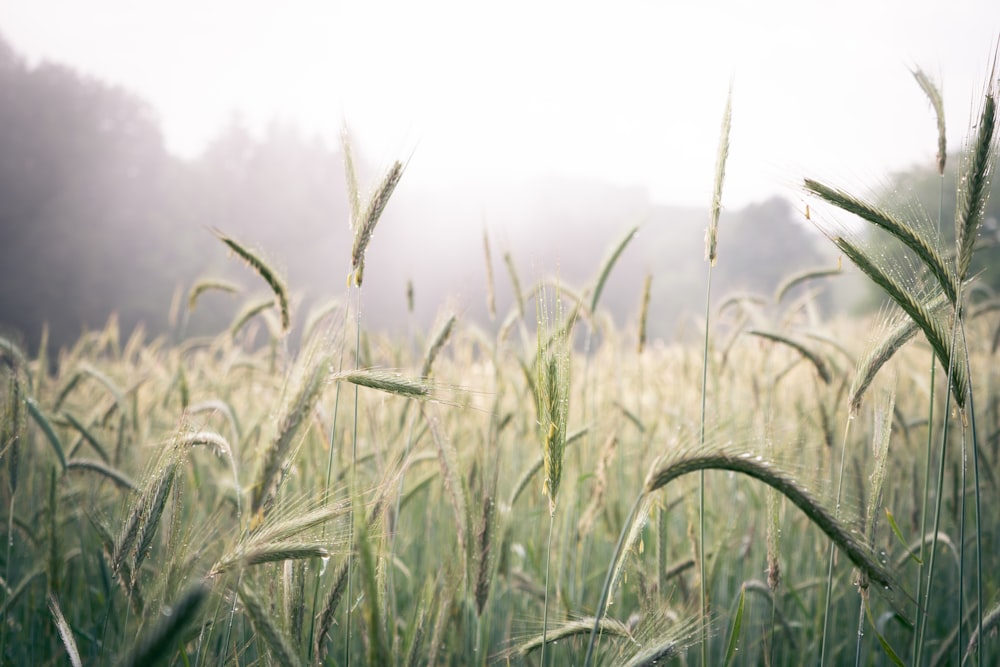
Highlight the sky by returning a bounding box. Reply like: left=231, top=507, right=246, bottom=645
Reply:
left=1, top=0, right=998, bottom=208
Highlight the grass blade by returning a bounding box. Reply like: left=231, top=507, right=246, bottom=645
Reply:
left=590, top=224, right=639, bottom=313
left=722, top=584, right=746, bottom=667
left=25, top=396, right=66, bottom=472
left=805, top=179, right=956, bottom=305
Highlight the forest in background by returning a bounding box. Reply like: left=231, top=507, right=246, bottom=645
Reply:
left=2, top=33, right=996, bottom=356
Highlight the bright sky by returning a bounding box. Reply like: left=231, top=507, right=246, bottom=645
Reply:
left=2, top=0, right=998, bottom=207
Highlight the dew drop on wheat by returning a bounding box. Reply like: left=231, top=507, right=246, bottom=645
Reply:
left=162, top=605, right=174, bottom=617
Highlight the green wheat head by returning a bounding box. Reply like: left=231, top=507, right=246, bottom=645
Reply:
left=535, top=287, right=571, bottom=516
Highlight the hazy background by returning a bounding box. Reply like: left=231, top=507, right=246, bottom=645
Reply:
left=1, top=1, right=998, bottom=354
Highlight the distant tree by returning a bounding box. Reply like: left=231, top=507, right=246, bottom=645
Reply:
left=0, top=35, right=356, bottom=353
left=629, top=196, right=832, bottom=341
left=0, top=34, right=182, bottom=352
left=716, top=196, right=830, bottom=296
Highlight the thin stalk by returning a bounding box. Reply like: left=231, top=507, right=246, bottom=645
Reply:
left=971, top=380, right=983, bottom=667
left=219, top=570, right=244, bottom=665
left=345, top=287, right=362, bottom=667
left=916, top=299, right=961, bottom=665
left=307, top=304, right=350, bottom=662
left=697, top=85, right=732, bottom=666
left=698, top=268, right=712, bottom=667
left=919, top=176, right=987, bottom=664
left=916, top=405, right=953, bottom=664
left=657, top=503, right=667, bottom=600
left=584, top=494, right=647, bottom=667
left=855, top=596, right=866, bottom=667
left=911, top=362, right=935, bottom=660
left=768, top=595, right=778, bottom=666
left=957, top=322, right=984, bottom=667
left=540, top=510, right=556, bottom=667
left=819, top=419, right=854, bottom=665
left=912, top=171, right=944, bottom=664
left=958, top=415, right=968, bottom=665
left=1, top=491, right=13, bottom=656
left=386, top=392, right=419, bottom=647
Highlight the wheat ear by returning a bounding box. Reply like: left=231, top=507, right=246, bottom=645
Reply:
left=187, top=278, right=241, bottom=311
left=643, top=450, right=897, bottom=590
left=828, top=232, right=967, bottom=407
left=586, top=447, right=902, bottom=665
left=349, top=161, right=403, bottom=287
left=805, top=179, right=956, bottom=305
left=251, top=357, right=330, bottom=516
left=212, top=229, right=290, bottom=332
left=912, top=67, right=948, bottom=175
left=955, top=89, right=998, bottom=282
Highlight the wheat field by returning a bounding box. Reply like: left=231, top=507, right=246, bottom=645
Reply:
left=1, top=63, right=999, bottom=667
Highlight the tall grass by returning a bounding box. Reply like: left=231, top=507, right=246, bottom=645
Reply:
left=2, top=57, right=1000, bottom=667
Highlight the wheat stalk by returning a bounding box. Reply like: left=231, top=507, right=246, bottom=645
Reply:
left=333, top=369, right=429, bottom=399
left=482, top=227, right=497, bottom=320
left=955, top=89, right=997, bottom=283
left=212, top=229, right=290, bottom=333
left=512, top=616, right=633, bottom=658
left=251, top=356, right=330, bottom=516
left=706, top=83, right=733, bottom=266
left=187, top=278, right=241, bottom=311
left=747, top=330, right=833, bottom=385
left=806, top=179, right=957, bottom=305
left=349, top=161, right=403, bottom=287
left=912, top=67, right=948, bottom=175
left=66, top=458, right=136, bottom=491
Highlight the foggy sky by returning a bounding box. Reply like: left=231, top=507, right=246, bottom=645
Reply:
left=3, top=0, right=998, bottom=209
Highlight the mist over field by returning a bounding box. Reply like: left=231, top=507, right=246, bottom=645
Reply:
left=3, top=0, right=999, bottom=355
left=0, top=32, right=843, bottom=354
